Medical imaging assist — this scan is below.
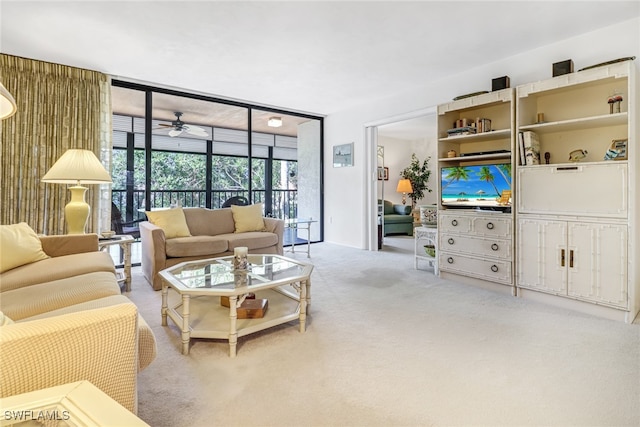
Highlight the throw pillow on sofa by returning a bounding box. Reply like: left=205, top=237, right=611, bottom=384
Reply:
left=0, top=222, right=50, bottom=273
left=145, top=208, right=191, bottom=239
left=231, top=203, right=266, bottom=233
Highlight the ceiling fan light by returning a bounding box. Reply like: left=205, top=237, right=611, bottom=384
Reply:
left=268, top=117, right=282, bottom=128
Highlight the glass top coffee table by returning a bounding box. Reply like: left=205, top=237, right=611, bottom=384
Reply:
left=159, top=254, right=313, bottom=357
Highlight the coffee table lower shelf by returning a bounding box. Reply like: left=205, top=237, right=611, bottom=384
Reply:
left=163, top=286, right=306, bottom=357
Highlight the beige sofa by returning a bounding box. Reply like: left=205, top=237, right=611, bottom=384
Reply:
left=140, top=207, right=285, bottom=290
left=0, top=233, right=156, bottom=414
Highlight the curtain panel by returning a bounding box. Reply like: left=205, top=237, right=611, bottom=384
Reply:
left=0, top=54, right=112, bottom=235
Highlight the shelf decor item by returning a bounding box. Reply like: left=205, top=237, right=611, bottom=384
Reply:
left=604, top=139, right=627, bottom=161
left=607, top=92, right=623, bottom=114
left=568, top=149, right=588, bottom=162
left=578, top=56, right=636, bottom=72
left=453, top=91, right=488, bottom=101
left=552, top=59, right=574, bottom=77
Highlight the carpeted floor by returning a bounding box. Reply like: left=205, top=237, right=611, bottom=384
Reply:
left=126, top=237, right=640, bottom=427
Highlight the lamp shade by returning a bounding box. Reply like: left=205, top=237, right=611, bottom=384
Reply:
left=0, top=82, right=17, bottom=120
left=396, top=179, right=413, bottom=193
left=42, top=149, right=112, bottom=184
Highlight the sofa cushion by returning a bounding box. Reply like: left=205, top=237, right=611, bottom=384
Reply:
left=0, top=311, right=14, bottom=326
left=394, top=205, right=412, bottom=215
left=384, top=214, right=414, bottom=224
left=231, top=203, right=266, bottom=233
left=0, top=251, right=116, bottom=293
left=23, top=295, right=156, bottom=371
left=183, top=207, right=235, bottom=236
left=0, top=271, right=121, bottom=320
left=226, top=232, right=279, bottom=251
left=0, top=223, right=50, bottom=273
left=145, top=208, right=192, bottom=239
left=165, top=235, right=228, bottom=258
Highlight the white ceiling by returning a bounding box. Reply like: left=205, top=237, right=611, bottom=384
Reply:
left=2, top=1, right=639, bottom=118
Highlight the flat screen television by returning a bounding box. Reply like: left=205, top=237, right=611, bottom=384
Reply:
left=441, top=163, right=512, bottom=212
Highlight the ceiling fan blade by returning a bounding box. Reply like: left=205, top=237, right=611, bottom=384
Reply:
left=185, top=124, right=205, bottom=132
left=168, top=129, right=183, bottom=137
left=188, top=129, right=209, bottom=137
left=157, top=123, right=173, bottom=127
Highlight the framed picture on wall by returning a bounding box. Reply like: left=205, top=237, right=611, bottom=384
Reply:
left=377, top=167, right=389, bottom=180
left=333, top=143, right=353, bottom=167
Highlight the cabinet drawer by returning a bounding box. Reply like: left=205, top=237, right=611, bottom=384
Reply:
left=439, top=252, right=512, bottom=285
left=440, top=233, right=511, bottom=260
left=518, top=163, right=628, bottom=217
left=438, top=214, right=471, bottom=233
left=471, top=216, right=512, bottom=238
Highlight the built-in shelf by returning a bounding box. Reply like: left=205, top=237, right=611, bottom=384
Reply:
left=438, top=128, right=511, bottom=143
left=439, top=152, right=512, bottom=162
left=519, top=112, right=627, bottom=135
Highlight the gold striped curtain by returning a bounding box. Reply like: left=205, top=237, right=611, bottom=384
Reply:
left=0, top=54, right=111, bottom=235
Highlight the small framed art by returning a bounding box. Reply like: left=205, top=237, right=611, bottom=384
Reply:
left=333, top=143, right=353, bottom=167
left=377, top=167, right=389, bottom=180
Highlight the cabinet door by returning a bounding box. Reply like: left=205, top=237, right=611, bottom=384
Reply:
left=567, top=223, right=628, bottom=307
left=517, top=218, right=567, bottom=294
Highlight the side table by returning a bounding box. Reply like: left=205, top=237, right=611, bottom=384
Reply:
left=98, top=235, right=134, bottom=292
left=285, top=218, right=317, bottom=258
left=414, top=226, right=438, bottom=274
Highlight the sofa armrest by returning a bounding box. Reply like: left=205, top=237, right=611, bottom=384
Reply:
left=264, top=217, right=285, bottom=255
left=0, top=303, right=140, bottom=413
left=393, top=204, right=412, bottom=215
left=140, top=221, right=167, bottom=290
left=39, top=234, right=99, bottom=257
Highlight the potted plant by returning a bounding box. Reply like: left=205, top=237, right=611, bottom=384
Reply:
left=400, top=154, right=432, bottom=208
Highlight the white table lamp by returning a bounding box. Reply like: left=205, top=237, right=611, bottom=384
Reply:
left=0, top=82, right=17, bottom=120
left=42, top=149, right=112, bottom=234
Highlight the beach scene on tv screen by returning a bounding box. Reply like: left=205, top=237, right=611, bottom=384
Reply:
left=441, top=164, right=511, bottom=207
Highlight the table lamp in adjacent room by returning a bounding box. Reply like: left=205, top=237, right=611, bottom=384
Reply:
left=396, top=179, right=413, bottom=205
left=42, top=149, right=112, bottom=234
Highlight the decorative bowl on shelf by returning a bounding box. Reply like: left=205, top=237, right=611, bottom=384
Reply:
left=424, top=245, right=436, bottom=257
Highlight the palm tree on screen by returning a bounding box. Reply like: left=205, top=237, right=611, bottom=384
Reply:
left=442, top=167, right=471, bottom=192
left=478, top=166, right=501, bottom=196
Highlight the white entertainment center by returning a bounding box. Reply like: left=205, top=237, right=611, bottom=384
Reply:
left=436, top=59, right=638, bottom=323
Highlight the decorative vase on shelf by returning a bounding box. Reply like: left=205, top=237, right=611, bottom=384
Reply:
left=419, top=205, right=437, bottom=227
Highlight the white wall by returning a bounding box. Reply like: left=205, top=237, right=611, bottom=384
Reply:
left=323, top=17, right=640, bottom=249
left=377, top=134, right=438, bottom=206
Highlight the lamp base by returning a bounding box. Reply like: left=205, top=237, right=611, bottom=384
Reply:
left=65, top=186, right=90, bottom=234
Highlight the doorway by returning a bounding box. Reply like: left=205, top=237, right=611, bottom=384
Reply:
left=365, top=108, right=438, bottom=251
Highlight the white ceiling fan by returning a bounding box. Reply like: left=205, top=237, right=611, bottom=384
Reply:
left=156, top=112, right=209, bottom=138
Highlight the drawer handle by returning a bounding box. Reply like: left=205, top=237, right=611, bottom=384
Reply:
left=561, top=249, right=565, bottom=267
left=491, top=243, right=499, bottom=251
left=486, top=222, right=494, bottom=230
left=448, top=238, right=455, bottom=245
left=491, top=265, right=499, bottom=273
left=451, top=219, right=458, bottom=226
left=569, top=250, right=574, bottom=268
left=447, top=257, right=454, bottom=264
